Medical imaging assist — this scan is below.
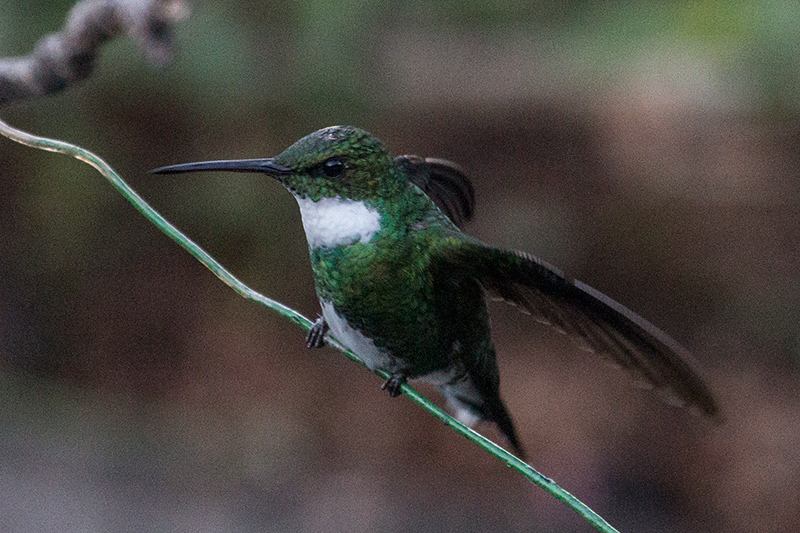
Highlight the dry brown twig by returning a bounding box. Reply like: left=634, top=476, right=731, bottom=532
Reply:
left=0, top=0, right=189, bottom=106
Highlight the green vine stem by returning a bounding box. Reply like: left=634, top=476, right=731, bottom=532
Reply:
left=0, top=117, right=620, bottom=533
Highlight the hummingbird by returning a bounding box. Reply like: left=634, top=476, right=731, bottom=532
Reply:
left=152, top=125, right=718, bottom=457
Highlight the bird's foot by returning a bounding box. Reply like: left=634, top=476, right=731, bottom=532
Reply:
left=381, top=373, right=407, bottom=398
left=306, top=316, right=329, bottom=348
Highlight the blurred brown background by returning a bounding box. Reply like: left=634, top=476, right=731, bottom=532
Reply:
left=2, top=1, right=799, bottom=531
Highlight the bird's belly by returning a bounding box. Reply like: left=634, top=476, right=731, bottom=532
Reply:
left=320, top=300, right=401, bottom=373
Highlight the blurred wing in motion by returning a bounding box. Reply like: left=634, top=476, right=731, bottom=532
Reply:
left=435, top=238, right=720, bottom=418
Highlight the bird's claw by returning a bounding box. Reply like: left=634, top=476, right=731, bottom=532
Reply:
left=306, top=316, right=329, bottom=348
left=381, top=374, right=407, bottom=397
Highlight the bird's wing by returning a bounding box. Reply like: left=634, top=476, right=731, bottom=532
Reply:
left=396, top=155, right=475, bottom=228
left=432, top=236, right=719, bottom=418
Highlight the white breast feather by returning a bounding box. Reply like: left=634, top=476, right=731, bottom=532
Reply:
left=295, top=196, right=381, bottom=248
left=320, top=300, right=398, bottom=373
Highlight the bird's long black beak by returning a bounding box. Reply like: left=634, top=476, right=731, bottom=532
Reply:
left=150, top=158, right=291, bottom=176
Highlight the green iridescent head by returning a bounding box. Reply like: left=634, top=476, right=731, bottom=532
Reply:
left=151, top=126, right=401, bottom=202
left=273, top=126, right=399, bottom=201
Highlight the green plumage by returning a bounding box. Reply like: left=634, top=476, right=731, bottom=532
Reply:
left=152, top=125, right=719, bottom=458
left=309, top=199, right=481, bottom=377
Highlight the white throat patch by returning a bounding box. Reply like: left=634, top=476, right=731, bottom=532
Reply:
left=295, top=196, right=381, bottom=248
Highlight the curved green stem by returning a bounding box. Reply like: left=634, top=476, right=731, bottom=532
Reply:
left=0, top=117, right=619, bottom=533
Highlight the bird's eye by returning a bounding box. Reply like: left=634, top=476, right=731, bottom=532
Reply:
left=322, top=158, right=346, bottom=178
